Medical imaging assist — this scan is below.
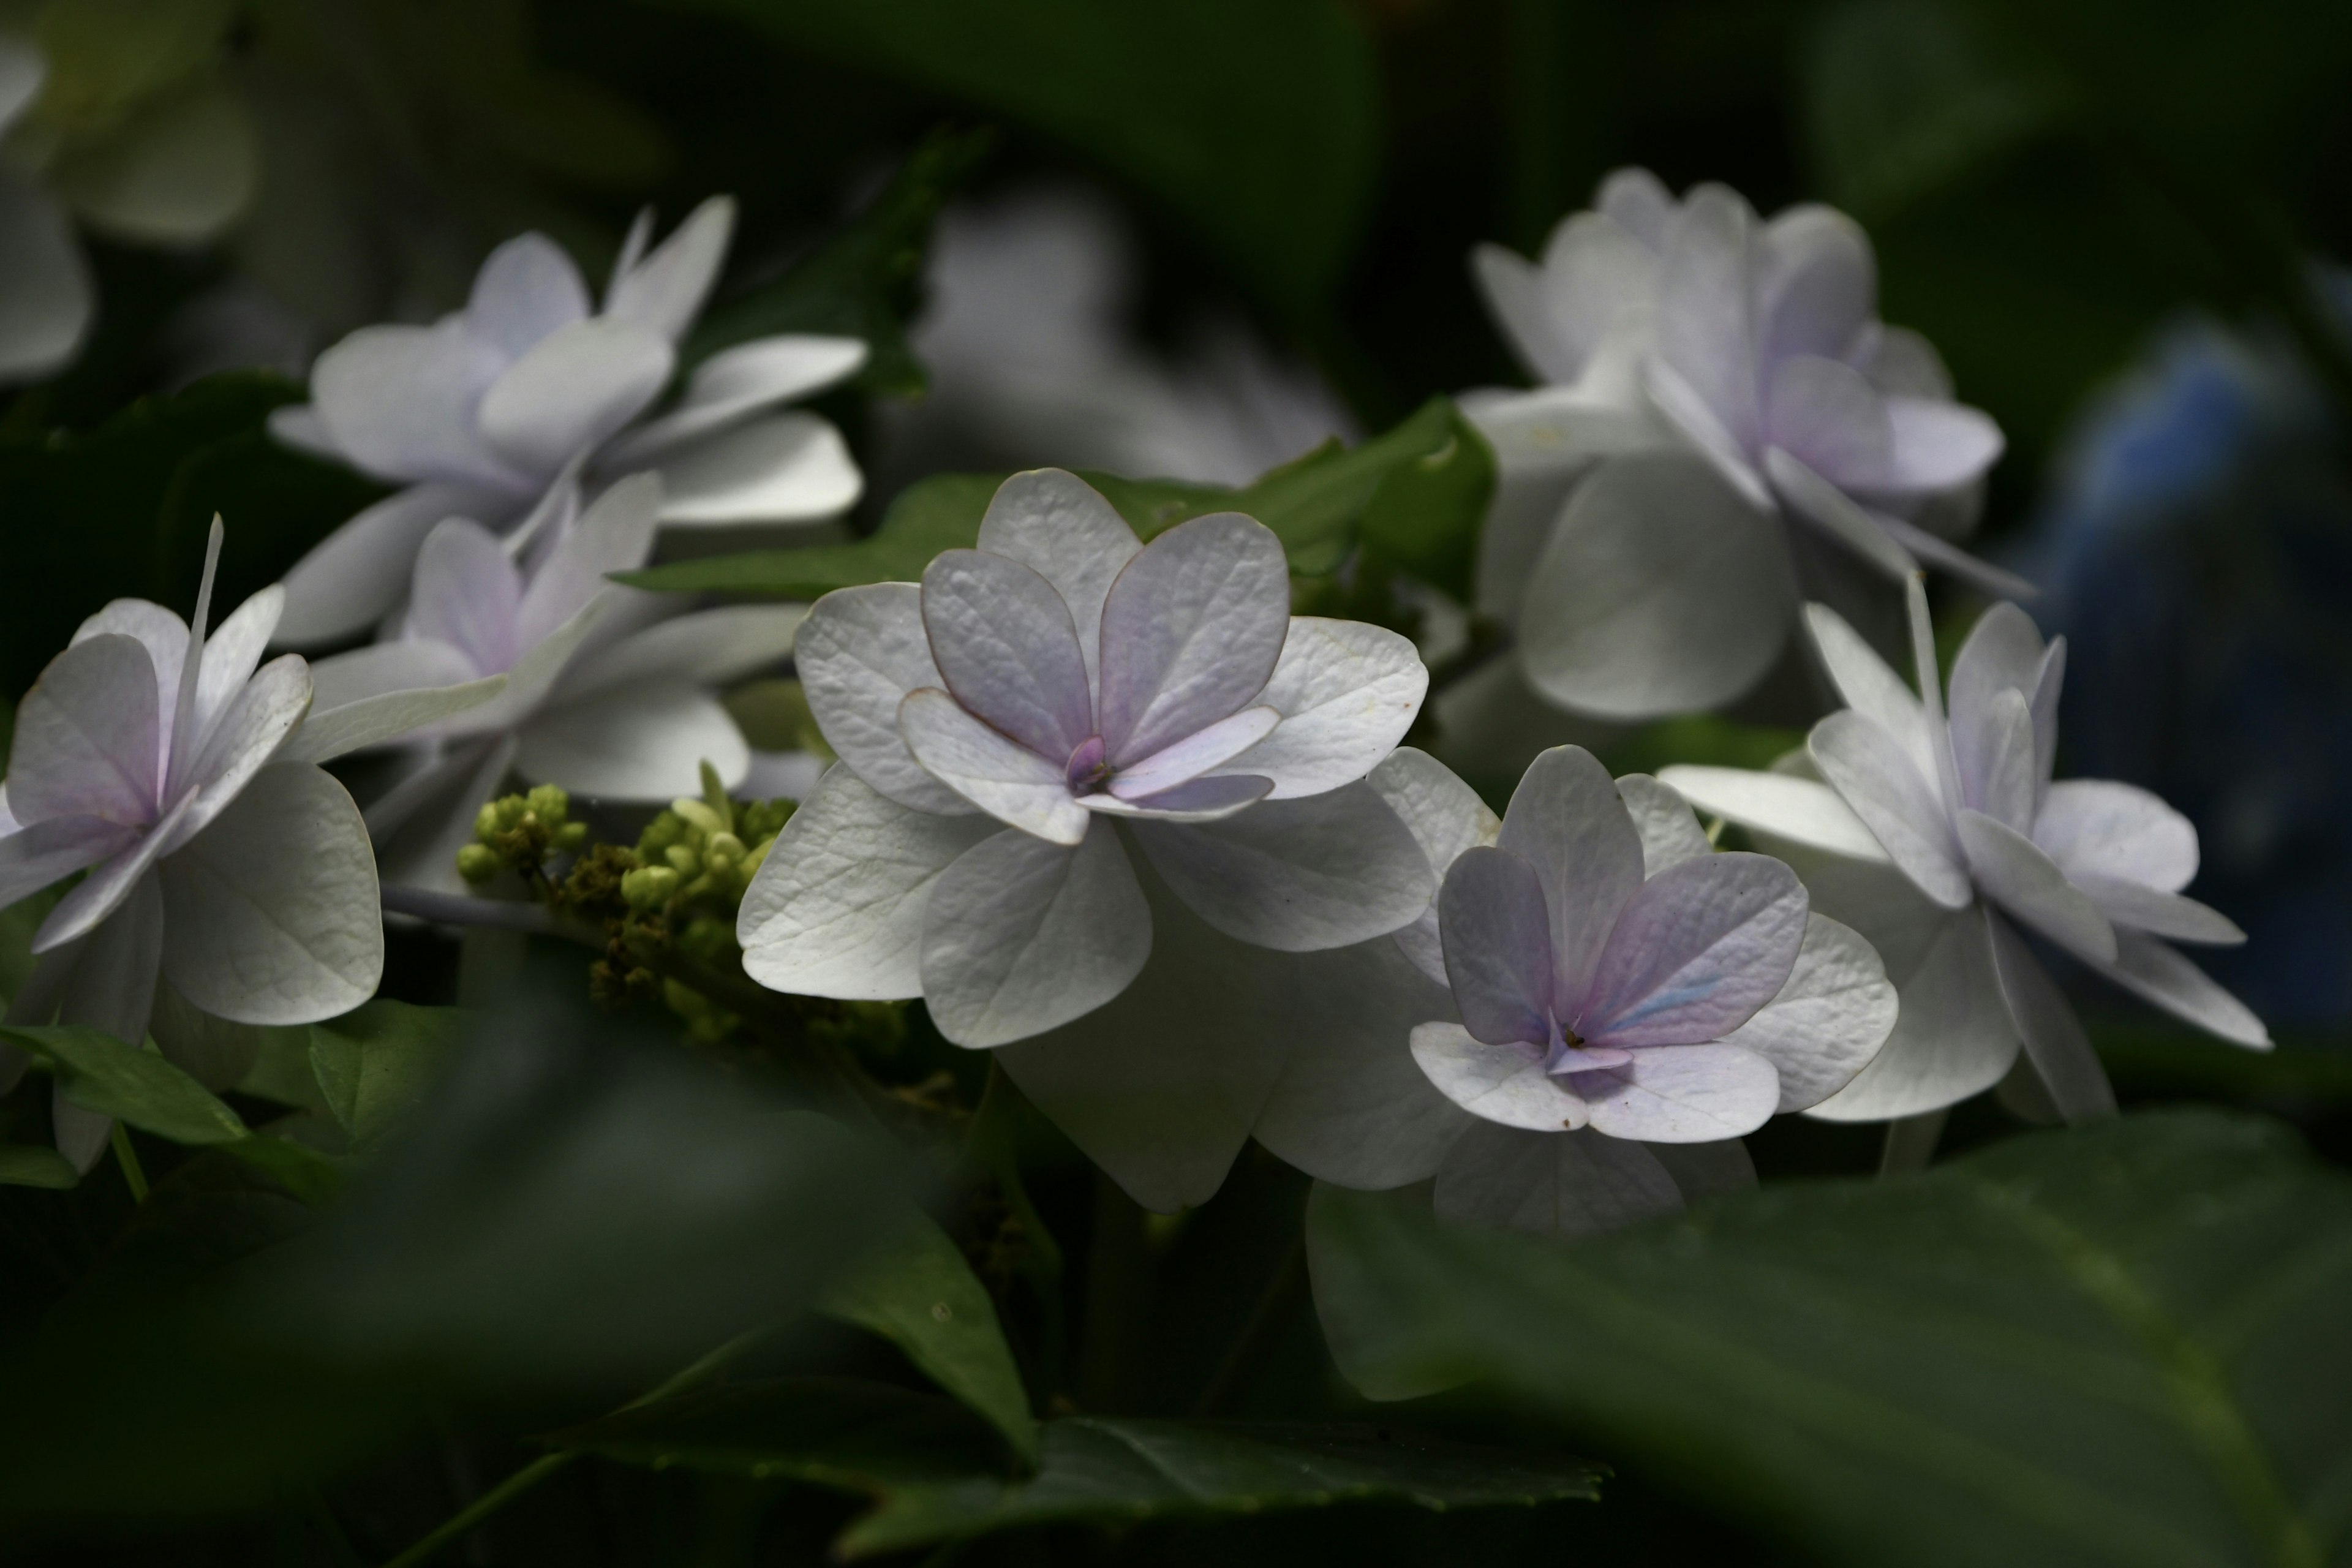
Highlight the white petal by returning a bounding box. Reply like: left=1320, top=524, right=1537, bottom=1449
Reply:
left=652, top=411, right=862, bottom=524
left=1095, top=513, right=1291, bottom=766
left=605, top=195, right=734, bottom=343
left=1577, top=1042, right=1779, bottom=1142
left=1954, top=808, right=2116, bottom=964
left=1519, top=451, right=1795, bottom=720
left=1434, top=1122, right=1682, bottom=1238
left=310, top=320, right=521, bottom=488
left=1765, top=353, right=1891, bottom=491
left=406, top=517, right=522, bottom=675
left=1079, top=775, right=1271, bottom=823
left=1410, top=1021, right=1583, bottom=1131
left=35, top=801, right=188, bottom=952
left=1802, top=600, right=1939, bottom=784
left=266, top=404, right=339, bottom=462
left=1809, top=710, right=1970, bottom=907
left=796, top=584, right=971, bottom=815
left=1880, top=396, right=2004, bottom=493
left=2075, top=876, right=2244, bottom=946
left=435, top=589, right=618, bottom=737
left=1954, top=687, right=2037, bottom=835
left=0, top=170, right=92, bottom=382
left=1653, top=183, right=1762, bottom=456
left=162, top=655, right=313, bottom=854
left=157, top=764, right=381, bottom=1025
left=275, top=482, right=520, bottom=648
left=72, top=598, right=186, bottom=741
left=0, top=816, right=138, bottom=911
left=1129, top=783, right=1434, bottom=951
left=1252, top=938, right=1475, bottom=1191
left=1718, top=913, right=1897, bottom=1111
left=2032, top=778, right=2198, bottom=893
left=1947, top=600, right=2043, bottom=736
left=601, top=334, right=867, bottom=467
left=2092, top=930, right=2269, bottom=1049
left=518, top=683, right=749, bottom=801
left=1616, top=773, right=1710, bottom=876
left=1577, top=853, right=1808, bottom=1050
left=974, top=469, right=1142, bottom=701
left=1368, top=747, right=1498, bottom=982
left=1657, top=764, right=1889, bottom=863
left=1875, top=512, right=2041, bottom=601
left=1765, top=447, right=1917, bottom=581
left=478, top=317, right=672, bottom=475
left=1110, top=707, right=1279, bottom=799
left=1495, top=745, right=1645, bottom=1006
left=371, top=737, right=516, bottom=895
left=1806, top=899, right=2018, bottom=1121
left=1472, top=241, right=1583, bottom=383
left=307, top=639, right=481, bottom=712
left=1985, top=913, right=2114, bottom=1123
left=284, top=674, right=507, bottom=765
left=556, top=603, right=803, bottom=701
left=738, top=767, right=996, bottom=1001
left=919, top=825, right=1152, bottom=1048
left=1758, top=204, right=1875, bottom=366
left=11, top=633, right=159, bottom=826
left=464, top=232, right=590, bottom=358
left=193, top=587, right=286, bottom=744
left=898, top=688, right=1088, bottom=845
left=514, top=473, right=664, bottom=647
left=921, top=549, right=1096, bottom=761
left=1213, top=617, right=1426, bottom=797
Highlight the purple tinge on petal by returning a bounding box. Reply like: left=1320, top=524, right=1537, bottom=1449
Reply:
left=1763, top=353, right=1891, bottom=493
left=1575, top=851, right=1807, bottom=1050
left=1438, top=846, right=1557, bottom=1047
left=1065, top=734, right=1109, bottom=794
left=1079, top=774, right=1272, bottom=822
left=1494, top=746, right=1646, bottom=1013
left=407, top=518, right=523, bottom=676
left=921, top=549, right=1096, bottom=762
left=1094, top=513, right=1291, bottom=767
left=1877, top=396, right=2003, bottom=495
left=1544, top=1040, right=1633, bottom=1073
left=1106, top=705, right=1279, bottom=800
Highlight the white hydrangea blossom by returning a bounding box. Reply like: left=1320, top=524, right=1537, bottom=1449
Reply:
left=1664, top=579, right=2267, bottom=1124
left=307, top=475, right=804, bottom=892
left=0, top=525, right=484, bottom=1167
left=269, top=198, right=867, bottom=644
left=1463, top=167, right=2020, bottom=721
left=737, top=469, right=1434, bottom=1058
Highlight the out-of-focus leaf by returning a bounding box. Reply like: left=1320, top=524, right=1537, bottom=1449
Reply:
left=1311, top=1110, right=2352, bottom=1568
left=4, top=1025, right=247, bottom=1147
left=1602, top=715, right=1806, bottom=780
left=0, top=372, right=386, bottom=698
left=306, top=1000, right=467, bottom=1150
left=676, top=0, right=1379, bottom=314
left=0, top=1145, right=80, bottom=1189
left=620, top=397, right=1480, bottom=595
left=685, top=126, right=993, bottom=397
left=220, top=1133, right=349, bottom=1207
left=1802, top=0, right=2064, bottom=219
left=820, top=1214, right=1038, bottom=1464
left=0, top=1003, right=912, bottom=1523
left=561, top=1376, right=1601, bottom=1557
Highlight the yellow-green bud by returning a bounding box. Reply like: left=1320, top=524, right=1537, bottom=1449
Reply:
left=741, top=836, right=775, bottom=879
left=621, top=865, right=679, bottom=910
left=672, top=797, right=726, bottom=835
left=665, top=843, right=699, bottom=876
left=704, top=831, right=745, bottom=869
left=526, top=783, right=570, bottom=826
left=473, top=801, right=503, bottom=842
left=554, top=821, right=587, bottom=852
left=456, top=843, right=501, bottom=883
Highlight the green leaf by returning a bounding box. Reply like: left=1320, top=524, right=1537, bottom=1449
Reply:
left=0, top=1144, right=79, bottom=1189
left=306, top=1000, right=468, bottom=1150
left=0, top=371, right=386, bottom=698
left=1600, top=714, right=1807, bottom=779
left=560, top=1376, right=1601, bottom=1557
left=1310, top=1110, right=2352, bottom=1568
left=222, top=1134, right=350, bottom=1207
left=3, top=1025, right=247, bottom=1147
left=619, top=397, right=1483, bottom=596
left=684, top=126, right=993, bottom=398
left=677, top=0, right=1379, bottom=314
left=820, top=1215, right=1038, bottom=1464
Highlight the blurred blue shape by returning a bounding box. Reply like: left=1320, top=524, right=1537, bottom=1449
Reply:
left=2020, top=307, right=2352, bottom=1028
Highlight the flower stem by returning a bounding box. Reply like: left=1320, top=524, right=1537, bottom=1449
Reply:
left=110, top=1123, right=148, bottom=1204
left=1879, top=1109, right=1948, bottom=1175
left=1191, top=1232, right=1307, bottom=1417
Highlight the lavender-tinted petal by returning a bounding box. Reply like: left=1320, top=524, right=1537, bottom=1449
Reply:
left=1494, top=745, right=1646, bottom=1007
left=1095, top=511, right=1290, bottom=766
left=1437, top=845, right=1557, bottom=1046
left=1578, top=851, right=1807, bottom=1049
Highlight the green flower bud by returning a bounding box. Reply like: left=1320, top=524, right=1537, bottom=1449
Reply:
left=456, top=843, right=501, bottom=883
left=554, top=821, right=587, bottom=852
left=665, top=843, right=699, bottom=876
left=621, top=865, right=679, bottom=910
left=473, top=800, right=503, bottom=842
left=704, top=831, right=745, bottom=870
left=672, top=797, right=727, bottom=836
left=525, top=783, right=570, bottom=827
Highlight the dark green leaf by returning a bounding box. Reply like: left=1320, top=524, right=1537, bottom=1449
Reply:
left=0, top=1144, right=78, bottom=1189
left=561, top=1376, right=1601, bottom=1556
left=820, top=1214, right=1039, bottom=1464
left=0, top=372, right=386, bottom=698
left=1310, top=1110, right=2352, bottom=1568
left=677, top=0, right=1379, bottom=314
left=222, top=1134, right=351, bottom=1207
left=3, top=1025, right=248, bottom=1147
left=685, top=126, right=993, bottom=397
left=306, top=1000, right=469, bottom=1150
left=620, top=398, right=1482, bottom=595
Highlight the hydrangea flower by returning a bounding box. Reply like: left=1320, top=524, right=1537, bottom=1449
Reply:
left=269, top=198, right=867, bottom=644
left=307, top=475, right=803, bottom=892
left=1462, top=168, right=2020, bottom=720
left=737, top=469, right=1434, bottom=1052
left=0, top=524, right=480, bottom=1167
left=1662, top=579, right=2267, bottom=1123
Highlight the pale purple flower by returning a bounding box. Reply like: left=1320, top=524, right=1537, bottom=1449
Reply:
left=308, top=475, right=804, bottom=892
left=0, top=524, right=453, bottom=1168
left=738, top=469, right=1434, bottom=1050
left=1409, top=745, right=1894, bottom=1144
left=1462, top=167, right=2021, bottom=722
left=269, top=198, right=867, bottom=645
left=1663, top=579, right=2267, bottom=1124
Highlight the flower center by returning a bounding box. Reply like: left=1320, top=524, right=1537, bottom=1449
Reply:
left=1065, top=734, right=1110, bottom=794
